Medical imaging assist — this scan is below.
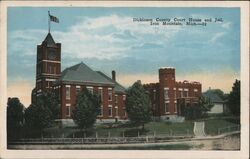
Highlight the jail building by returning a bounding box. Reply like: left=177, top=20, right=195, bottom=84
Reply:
left=143, top=67, right=202, bottom=121
left=32, top=33, right=127, bottom=122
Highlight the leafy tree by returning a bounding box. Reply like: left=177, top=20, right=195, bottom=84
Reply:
left=25, top=99, right=52, bottom=131
left=184, top=96, right=213, bottom=120
left=227, top=79, right=240, bottom=116
left=7, top=97, right=25, bottom=139
left=72, top=89, right=101, bottom=131
left=37, top=92, right=60, bottom=120
left=125, top=80, right=152, bottom=129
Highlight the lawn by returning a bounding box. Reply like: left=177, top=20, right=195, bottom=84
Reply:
left=40, top=116, right=239, bottom=138
left=204, top=117, right=240, bottom=135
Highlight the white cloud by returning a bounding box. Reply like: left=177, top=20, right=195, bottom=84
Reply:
left=209, top=32, right=226, bottom=43
left=9, top=14, right=182, bottom=60
left=221, top=22, right=231, bottom=29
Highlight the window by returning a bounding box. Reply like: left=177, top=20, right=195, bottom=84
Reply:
left=183, top=89, right=188, bottom=97
left=123, top=107, right=127, bottom=117
left=123, top=95, right=126, bottom=101
left=164, top=88, right=169, bottom=100
left=87, top=86, right=93, bottom=94
left=48, top=65, right=52, bottom=74
left=174, top=103, right=177, bottom=113
left=115, top=106, right=118, bottom=117
left=54, top=66, right=56, bottom=74
left=98, top=88, right=103, bottom=102
left=66, top=86, right=70, bottom=100
left=66, top=104, right=71, bottom=117
left=165, top=102, right=169, bottom=113
left=108, top=89, right=112, bottom=101
left=153, top=90, right=156, bottom=100
left=98, top=105, right=103, bottom=116
left=46, top=81, right=51, bottom=88
left=108, top=105, right=112, bottom=117
left=194, top=89, right=198, bottom=97
left=76, top=86, right=81, bottom=94
left=115, top=95, right=118, bottom=103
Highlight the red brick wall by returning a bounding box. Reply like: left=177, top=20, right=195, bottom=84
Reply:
left=60, top=84, right=126, bottom=120
left=144, top=68, right=202, bottom=117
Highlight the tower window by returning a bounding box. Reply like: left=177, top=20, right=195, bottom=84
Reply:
left=164, top=87, right=169, bottom=100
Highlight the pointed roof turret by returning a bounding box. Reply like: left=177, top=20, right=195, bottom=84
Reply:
left=42, top=33, right=57, bottom=47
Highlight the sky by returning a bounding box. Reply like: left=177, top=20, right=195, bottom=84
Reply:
left=7, top=7, right=240, bottom=107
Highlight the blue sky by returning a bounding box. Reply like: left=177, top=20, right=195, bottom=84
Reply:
left=7, top=7, right=240, bottom=106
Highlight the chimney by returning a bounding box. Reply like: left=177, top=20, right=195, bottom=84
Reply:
left=112, top=70, right=116, bottom=81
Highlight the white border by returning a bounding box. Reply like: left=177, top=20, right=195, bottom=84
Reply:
left=0, top=1, right=249, bottom=159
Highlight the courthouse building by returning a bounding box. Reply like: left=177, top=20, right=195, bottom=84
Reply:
left=32, top=33, right=127, bottom=122
left=143, top=68, right=202, bottom=121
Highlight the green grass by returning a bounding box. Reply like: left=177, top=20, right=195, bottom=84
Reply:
left=205, top=117, right=240, bottom=135
left=40, top=116, right=240, bottom=138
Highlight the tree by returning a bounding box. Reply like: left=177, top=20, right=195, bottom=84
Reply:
left=37, top=92, right=60, bottom=120
left=25, top=99, right=52, bottom=131
left=210, top=89, right=226, bottom=100
left=7, top=97, right=25, bottom=139
left=227, top=80, right=240, bottom=116
left=184, top=96, right=213, bottom=120
left=125, top=80, right=152, bottom=129
left=72, top=89, right=101, bottom=131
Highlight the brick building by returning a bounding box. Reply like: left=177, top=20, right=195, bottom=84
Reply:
left=143, top=67, right=202, bottom=121
left=32, top=33, right=127, bottom=122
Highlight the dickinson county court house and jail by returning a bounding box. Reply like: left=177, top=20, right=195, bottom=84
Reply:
left=31, top=33, right=202, bottom=123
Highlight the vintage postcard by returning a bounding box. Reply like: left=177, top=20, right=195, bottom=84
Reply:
left=0, top=1, right=249, bottom=159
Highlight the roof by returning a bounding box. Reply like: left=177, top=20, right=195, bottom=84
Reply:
left=96, top=71, right=126, bottom=94
left=42, top=33, right=57, bottom=47
left=203, top=90, right=224, bottom=103
left=57, top=62, right=114, bottom=85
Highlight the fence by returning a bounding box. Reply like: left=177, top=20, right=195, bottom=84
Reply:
left=9, top=129, right=193, bottom=145
left=217, top=125, right=240, bottom=135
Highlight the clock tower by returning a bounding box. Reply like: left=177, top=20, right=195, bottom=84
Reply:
left=35, top=33, right=61, bottom=95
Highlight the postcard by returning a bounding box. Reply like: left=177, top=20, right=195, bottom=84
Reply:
left=0, top=1, right=249, bottom=159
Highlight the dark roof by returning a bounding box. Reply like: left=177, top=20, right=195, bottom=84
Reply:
left=96, top=71, right=126, bottom=94
left=203, top=90, right=224, bottom=103
left=42, top=33, right=57, bottom=47
left=57, top=62, right=114, bottom=85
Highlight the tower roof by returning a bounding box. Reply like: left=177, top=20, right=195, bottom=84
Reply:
left=42, top=33, right=57, bottom=47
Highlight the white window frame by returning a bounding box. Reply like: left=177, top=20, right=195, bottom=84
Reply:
left=174, top=100, right=177, bottom=113
left=76, top=85, right=81, bottom=94
left=108, top=89, right=112, bottom=101
left=86, top=86, right=93, bottom=94
left=164, top=87, right=169, bottom=100
left=66, top=85, right=71, bottom=100
left=66, top=104, right=71, bottom=117
left=115, top=95, right=118, bottom=103
left=115, top=106, right=118, bottom=117
left=123, top=95, right=126, bottom=101
left=108, top=105, right=113, bottom=117
left=164, top=101, right=170, bottom=114
left=98, top=87, right=103, bottom=102
left=98, top=105, right=103, bottom=117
